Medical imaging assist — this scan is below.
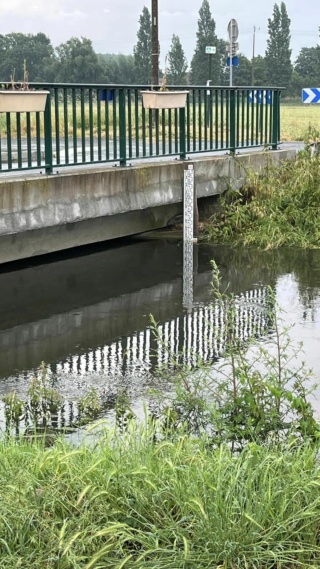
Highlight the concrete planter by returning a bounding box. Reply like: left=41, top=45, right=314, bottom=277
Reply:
left=0, top=90, right=49, bottom=113
left=141, top=90, right=189, bottom=109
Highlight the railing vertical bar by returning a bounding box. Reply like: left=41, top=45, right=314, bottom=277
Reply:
left=81, top=89, right=86, bottom=163
left=72, top=89, right=77, bottom=163
left=220, top=90, right=224, bottom=149
left=226, top=90, right=229, bottom=149
left=260, top=92, right=264, bottom=145
left=230, top=89, right=236, bottom=154
left=246, top=90, right=250, bottom=146
left=209, top=90, right=213, bottom=149
left=35, top=112, right=41, bottom=166
left=64, top=88, right=69, bottom=164
left=54, top=89, right=60, bottom=165
left=148, top=109, right=153, bottom=156
left=186, top=93, right=190, bottom=152
left=215, top=90, right=218, bottom=149
left=97, top=89, right=102, bottom=161
left=250, top=92, right=254, bottom=145
left=264, top=92, right=269, bottom=144
left=26, top=113, right=32, bottom=168
left=16, top=114, right=22, bottom=168
left=44, top=91, right=53, bottom=174
left=241, top=90, right=245, bottom=147
left=162, top=109, right=166, bottom=155
left=105, top=92, right=110, bottom=160
left=128, top=89, right=132, bottom=158
left=269, top=92, right=273, bottom=145
left=142, top=104, right=146, bottom=156
left=89, top=88, right=94, bottom=162
left=198, top=89, right=202, bottom=151
left=135, top=90, right=139, bottom=158
left=255, top=91, right=259, bottom=144
left=174, top=108, right=178, bottom=154
left=204, top=89, right=208, bottom=149
left=192, top=90, right=196, bottom=151
left=155, top=109, right=160, bottom=156
left=119, top=88, right=126, bottom=166
left=236, top=90, right=240, bottom=147
left=113, top=90, right=117, bottom=159
left=168, top=109, right=172, bottom=154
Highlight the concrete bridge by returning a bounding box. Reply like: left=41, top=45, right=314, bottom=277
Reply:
left=0, top=83, right=294, bottom=264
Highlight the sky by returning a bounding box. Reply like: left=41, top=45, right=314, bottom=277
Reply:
left=0, top=0, right=319, bottom=66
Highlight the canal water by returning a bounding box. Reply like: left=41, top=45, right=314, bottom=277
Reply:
left=0, top=234, right=320, bottom=433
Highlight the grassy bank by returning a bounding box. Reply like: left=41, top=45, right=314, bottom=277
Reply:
left=0, top=429, right=320, bottom=568
left=204, top=151, right=320, bottom=249
left=281, top=103, right=319, bottom=141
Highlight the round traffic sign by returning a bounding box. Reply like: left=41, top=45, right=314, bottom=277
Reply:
left=227, top=19, right=239, bottom=42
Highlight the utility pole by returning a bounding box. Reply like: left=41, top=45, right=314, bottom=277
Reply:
left=151, top=0, right=159, bottom=87
left=252, top=26, right=256, bottom=86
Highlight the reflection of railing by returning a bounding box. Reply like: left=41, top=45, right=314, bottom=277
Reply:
left=53, top=286, right=270, bottom=377
left=0, top=286, right=271, bottom=435
left=0, top=83, right=282, bottom=173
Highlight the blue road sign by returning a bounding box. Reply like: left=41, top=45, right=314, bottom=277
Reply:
left=302, top=88, right=320, bottom=104
left=248, top=89, right=272, bottom=105
left=227, top=56, right=239, bottom=67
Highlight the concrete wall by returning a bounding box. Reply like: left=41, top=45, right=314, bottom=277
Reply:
left=0, top=149, right=297, bottom=264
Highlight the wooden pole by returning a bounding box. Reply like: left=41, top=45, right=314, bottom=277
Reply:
left=151, top=0, right=159, bottom=87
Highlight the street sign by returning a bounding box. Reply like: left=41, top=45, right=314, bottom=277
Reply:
left=205, top=46, right=216, bottom=54
left=227, top=42, right=239, bottom=56
left=302, top=88, right=320, bottom=104
left=227, top=19, right=239, bottom=42
left=227, top=56, right=239, bottom=67
left=249, top=90, right=272, bottom=105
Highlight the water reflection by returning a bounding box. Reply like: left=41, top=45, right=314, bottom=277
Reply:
left=1, top=240, right=320, bottom=432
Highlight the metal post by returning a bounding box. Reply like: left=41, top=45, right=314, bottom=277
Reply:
left=119, top=88, right=127, bottom=166
left=271, top=90, right=280, bottom=150
left=179, top=107, right=186, bottom=160
left=230, top=89, right=236, bottom=154
left=230, top=35, right=233, bottom=87
left=44, top=91, right=53, bottom=175
left=151, top=0, right=159, bottom=87
left=183, top=162, right=196, bottom=242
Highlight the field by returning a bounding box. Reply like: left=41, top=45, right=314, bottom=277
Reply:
left=281, top=100, right=320, bottom=141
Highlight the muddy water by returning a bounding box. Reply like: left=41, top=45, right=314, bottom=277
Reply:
left=0, top=236, right=320, bottom=430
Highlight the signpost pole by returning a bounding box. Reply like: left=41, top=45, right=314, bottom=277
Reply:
left=230, top=33, right=233, bottom=87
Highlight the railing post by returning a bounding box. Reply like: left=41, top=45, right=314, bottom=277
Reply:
left=230, top=88, right=236, bottom=154
left=119, top=88, right=127, bottom=166
left=44, top=90, right=53, bottom=174
left=272, top=89, right=280, bottom=150
left=179, top=106, right=186, bottom=160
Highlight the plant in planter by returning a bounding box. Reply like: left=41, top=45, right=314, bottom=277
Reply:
left=141, top=56, right=189, bottom=110
left=0, top=61, right=49, bottom=113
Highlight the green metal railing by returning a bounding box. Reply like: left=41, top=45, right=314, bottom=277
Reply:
left=0, top=83, right=283, bottom=174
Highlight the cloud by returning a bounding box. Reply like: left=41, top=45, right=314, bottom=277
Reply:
left=0, top=0, right=86, bottom=20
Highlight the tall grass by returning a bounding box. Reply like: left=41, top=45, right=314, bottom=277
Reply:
left=0, top=427, right=320, bottom=568
left=204, top=150, right=320, bottom=249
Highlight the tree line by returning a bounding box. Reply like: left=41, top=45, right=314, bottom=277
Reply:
left=0, top=1, right=318, bottom=96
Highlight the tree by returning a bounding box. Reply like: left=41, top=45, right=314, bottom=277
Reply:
left=294, top=46, right=320, bottom=83
left=98, top=53, right=136, bottom=84
left=51, top=37, right=104, bottom=83
left=167, top=35, right=188, bottom=85
left=0, top=33, right=54, bottom=82
left=133, top=6, right=151, bottom=84
left=265, top=2, right=292, bottom=88
left=189, top=0, right=224, bottom=85
left=253, top=55, right=268, bottom=85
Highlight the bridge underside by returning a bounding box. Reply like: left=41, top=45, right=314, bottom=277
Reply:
left=0, top=149, right=296, bottom=265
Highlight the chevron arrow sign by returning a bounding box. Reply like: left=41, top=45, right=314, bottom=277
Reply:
left=302, top=88, right=320, bottom=104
